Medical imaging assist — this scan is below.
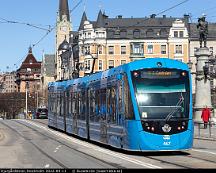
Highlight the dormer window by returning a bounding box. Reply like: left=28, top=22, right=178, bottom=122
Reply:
left=133, top=29, right=140, bottom=38
left=146, top=29, right=154, bottom=37
left=120, top=30, right=127, bottom=38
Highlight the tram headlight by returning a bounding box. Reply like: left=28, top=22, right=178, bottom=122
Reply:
left=133, top=71, right=139, bottom=77
left=178, top=126, right=181, bottom=130
left=151, top=127, right=155, bottom=131
left=181, top=71, right=187, bottom=76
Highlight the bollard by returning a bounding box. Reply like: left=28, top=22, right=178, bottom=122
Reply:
left=198, top=123, right=201, bottom=137
left=209, top=121, right=212, bottom=137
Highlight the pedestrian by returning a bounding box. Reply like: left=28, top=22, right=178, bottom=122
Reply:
left=201, top=105, right=211, bottom=129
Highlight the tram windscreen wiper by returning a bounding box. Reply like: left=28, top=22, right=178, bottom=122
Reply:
left=165, top=94, right=184, bottom=121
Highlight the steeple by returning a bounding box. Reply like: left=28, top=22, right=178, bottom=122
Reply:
left=79, top=11, right=88, bottom=31
left=59, top=0, right=70, bottom=21
left=96, top=10, right=105, bottom=28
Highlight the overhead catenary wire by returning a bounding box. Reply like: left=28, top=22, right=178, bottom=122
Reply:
left=7, top=0, right=84, bottom=72
left=0, top=17, right=52, bottom=32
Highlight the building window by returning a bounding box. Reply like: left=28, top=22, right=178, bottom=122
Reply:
left=98, top=46, right=103, bottom=54
left=108, top=46, right=114, bottom=54
left=133, top=29, right=140, bottom=38
left=130, top=43, right=144, bottom=55
left=108, top=30, right=115, bottom=38
left=98, top=60, right=103, bottom=71
left=146, top=29, right=154, bottom=37
left=161, top=45, right=167, bottom=54
left=174, top=31, right=178, bottom=37
left=121, top=46, right=126, bottom=54
left=147, top=45, right=153, bottom=54
left=160, top=29, right=167, bottom=36
left=121, top=60, right=126, bottom=65
left=210, top=47, right=214, bottom=56
left=175, top=45, right=183, bottom=54
left=120, top=30, right=127, bottom=38
left=179, top=31, right=184, bottom=38
left=108, top=60, right=114, bottom=69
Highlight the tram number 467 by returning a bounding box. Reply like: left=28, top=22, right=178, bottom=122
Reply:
left=163, top=141, right=171, bottom=146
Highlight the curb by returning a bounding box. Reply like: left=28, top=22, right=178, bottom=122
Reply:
left=194, top=136, right=216, bottom=141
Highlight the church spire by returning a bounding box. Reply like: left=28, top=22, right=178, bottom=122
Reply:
left=59, top=0, right=70, bottom=21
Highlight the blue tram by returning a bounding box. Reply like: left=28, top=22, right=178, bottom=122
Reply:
left=48, top=58, right=194, bottom=151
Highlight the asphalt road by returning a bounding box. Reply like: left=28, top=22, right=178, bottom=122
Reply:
left=1, top=119, right=216, bottom=169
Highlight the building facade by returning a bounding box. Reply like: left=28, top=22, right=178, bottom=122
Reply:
left=0, top=72, right=17, bottom=93
left=78, top=11, right=190, bottom=77
left=40, top=54, right=55, bottom=106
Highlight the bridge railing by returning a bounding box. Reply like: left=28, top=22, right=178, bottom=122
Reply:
left=194, top=121, right=216, bottom=138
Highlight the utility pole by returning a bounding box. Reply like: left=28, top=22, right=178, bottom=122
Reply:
left=25, top=81, right=29, bottom=119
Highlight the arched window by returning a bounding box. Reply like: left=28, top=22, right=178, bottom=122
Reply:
left=133, top=29, right=140, bottom=38
left=146, top=29, right=154, bottom=37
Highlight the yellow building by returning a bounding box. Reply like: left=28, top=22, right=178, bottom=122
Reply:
left=78, top=11, right=190, bottom=77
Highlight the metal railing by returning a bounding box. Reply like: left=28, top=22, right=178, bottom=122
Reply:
left=194, top=121, right=215, bottom=138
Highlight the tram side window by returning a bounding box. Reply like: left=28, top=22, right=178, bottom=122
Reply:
left=80, top=91, right=86, bottom=120
left=118, top=83, right=123, bottom=114
left=107, top=86, right=117, bottom=124
left=65, top=92, right=69, bottom=117
left=72, top=92, right=77, bottom=114
left=52, top=92, right=57, bottom=115
left=100, top=88, right=107, bottom=118
left=57, top=93, right=61, bottom=116
left=90, top=90, right=96, bottom=121
left=68, top=91, right=72, bottom=116
left=124, top=75, right=135, bottom=120
left=60, top=92, right=64, bottom=117
left=94, top=89, right=100, bottom=122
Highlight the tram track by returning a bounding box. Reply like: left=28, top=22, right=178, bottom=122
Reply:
left=9, top=120, right=124, bottom=169
left=14, top=119, right=216, bottom=169
left=1, top=120, right=68, bottom=169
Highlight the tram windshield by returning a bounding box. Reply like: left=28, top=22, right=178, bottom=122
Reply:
left=132, top=69, right=190, bottom=120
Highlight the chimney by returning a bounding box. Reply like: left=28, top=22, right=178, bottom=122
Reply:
left=184, top=14, right=190, bottom=23
left=150, top=14, right=156, bottom=18
left=117, top=15, right=123, bottom=19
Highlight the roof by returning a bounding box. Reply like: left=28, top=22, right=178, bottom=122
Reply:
left=79, top=11, right=188, bottom=39
left=18, top=47, right=41, bottom=71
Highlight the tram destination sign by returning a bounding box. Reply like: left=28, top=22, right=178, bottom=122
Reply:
left=141, top=70, right=180, bottom=79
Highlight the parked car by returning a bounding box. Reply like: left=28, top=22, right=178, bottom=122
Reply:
left=36, top=108, right=48, bottom=119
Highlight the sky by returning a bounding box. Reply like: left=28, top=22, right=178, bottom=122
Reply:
left=0, top=0, right=216, bottom=73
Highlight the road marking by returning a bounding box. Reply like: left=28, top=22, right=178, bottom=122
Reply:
left=19, top=120, right=162, bottom=169
left=192, top=149, right=216, bottom=156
